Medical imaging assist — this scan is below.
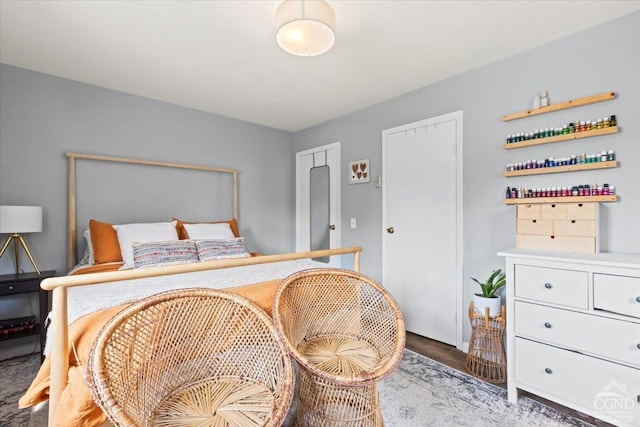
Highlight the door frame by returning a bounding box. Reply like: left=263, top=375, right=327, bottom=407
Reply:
left=296, top=142, right=341, bottom=265
left=381, top=111, right=464, bottom=350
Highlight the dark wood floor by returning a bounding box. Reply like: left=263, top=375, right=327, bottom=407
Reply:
left=405, top=332, right=614, bottom=427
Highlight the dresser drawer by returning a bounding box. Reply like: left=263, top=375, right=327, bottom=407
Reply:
left=540, top=203, right=567, bottom=219
left=553, top=220, right=596, bottom=237
left=516, top=219, right=553, bottom=235
left=514, top=301, right=640, bottom=367
left=517, top=204, right=541, bottom=220
left=566, top=202, right=597, bottom=219
left=515, top=265, right=588, bottom=309
left=594, top=274, right=640, bottom=319
left=516, top=235, right=596, bottom=254
left=515, top=338, right=640, bottom=426
left=0, top=278, right=40, bottom=296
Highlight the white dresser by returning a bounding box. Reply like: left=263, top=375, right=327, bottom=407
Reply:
left=498, top=249, right=640, bottom=427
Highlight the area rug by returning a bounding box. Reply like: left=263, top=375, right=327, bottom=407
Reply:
left=1, top=349, right=593, bottom=426
left=0, top=353, right=41, bottom=427
left=378, top=349, right=592, bottom=426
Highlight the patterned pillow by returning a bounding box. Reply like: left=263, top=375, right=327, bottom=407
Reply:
left=195, top=238, right=251, bottom=262
left=132, top=240, right=198, bottom=269
left=114, top=221, right=179, bottom=269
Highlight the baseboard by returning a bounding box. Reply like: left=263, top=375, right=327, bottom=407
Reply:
left=462, top=341, right=469, bottom=353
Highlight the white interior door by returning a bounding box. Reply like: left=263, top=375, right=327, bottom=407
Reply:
left=296, top=142, right=341, bottom=266
left=382, top=112, right=462, bottom=348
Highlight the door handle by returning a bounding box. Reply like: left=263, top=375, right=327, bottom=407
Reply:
left=387, top=227, right=395, bottom=234
left=329, top=224, right=336, bottom=230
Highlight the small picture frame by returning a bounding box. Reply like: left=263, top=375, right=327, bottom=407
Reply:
left=349, top=159, right=370, bottom=184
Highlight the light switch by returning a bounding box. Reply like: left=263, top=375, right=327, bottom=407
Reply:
left=350, top=218, right=357, bottom=229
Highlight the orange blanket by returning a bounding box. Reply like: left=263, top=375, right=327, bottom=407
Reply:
left=19, top=279, right=282, bottom=427
left=69, top=262, right=124, bottom=275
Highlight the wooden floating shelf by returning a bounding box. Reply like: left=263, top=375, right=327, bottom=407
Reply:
left=503, top=126, right=618, bottom=150
left=504, top=161, right=617, bottom=177
left=504, top=195, right=617, bottom=205
left=502, top=91, right=615, bottom=122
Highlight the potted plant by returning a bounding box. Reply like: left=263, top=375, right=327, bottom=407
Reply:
left=471, top=269, right=506, bottom=317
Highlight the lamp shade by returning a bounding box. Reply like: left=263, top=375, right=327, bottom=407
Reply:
left=0, top=205, right=43, bottom=233
left=276, top=0, right=335, bottom=57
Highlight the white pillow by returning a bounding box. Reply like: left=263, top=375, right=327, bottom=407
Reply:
left=113, top=222, right=179, bottom=269
left=183, top=222, right=235, bottom=240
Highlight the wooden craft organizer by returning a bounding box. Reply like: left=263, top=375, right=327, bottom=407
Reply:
left=502, top=91, right=618, bottom=205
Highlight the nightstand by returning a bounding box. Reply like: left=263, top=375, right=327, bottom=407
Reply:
left=0, top=270, right=56, bottom=361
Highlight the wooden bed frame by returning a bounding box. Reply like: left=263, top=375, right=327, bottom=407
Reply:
left=65, top=152, right=240, bottom=272
left=42, top=152, right=363, bottom=425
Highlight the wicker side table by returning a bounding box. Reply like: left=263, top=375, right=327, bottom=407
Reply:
left=465, top=302, right=507, bottom=384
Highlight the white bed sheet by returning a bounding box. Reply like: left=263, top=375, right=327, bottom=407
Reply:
left=45, top=259, right=322, bottom=353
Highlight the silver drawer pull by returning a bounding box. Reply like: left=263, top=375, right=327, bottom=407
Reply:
left=544, top=283, right=553, bottom=289
left=636, top=296, right=640, bottom=303
left=8, top=285, right=14, bottom=290
left=544, top=322, right=552, bottom=329
left=545, top=368, right=553, bottom=374
left=637, top=343, right=640, bottom=350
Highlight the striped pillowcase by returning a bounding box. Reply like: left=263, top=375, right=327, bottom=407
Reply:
left=132, top=240, right=198, bottom=269
left=196, top=238, right=251, bottom=262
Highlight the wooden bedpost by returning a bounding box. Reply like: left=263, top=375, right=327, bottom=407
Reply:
left=354, top=250, right=361, bottom=272
left=233, top=171, right=238, bottom=221
left=48, top=285, right=69, bottom=427
left=67, top=154, right=77, bottom=272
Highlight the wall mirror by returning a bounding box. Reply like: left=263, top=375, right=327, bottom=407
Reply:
left=310, top=165, right=330, bottom=263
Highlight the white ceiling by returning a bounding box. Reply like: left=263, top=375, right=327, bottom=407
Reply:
left=2, top=1, right=639, bottom=132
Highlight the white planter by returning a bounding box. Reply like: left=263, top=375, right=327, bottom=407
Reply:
left=473, top=294, right=502, bottom=317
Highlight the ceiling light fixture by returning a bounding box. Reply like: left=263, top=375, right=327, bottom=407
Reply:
left=276, top=0, right=336, bottom=57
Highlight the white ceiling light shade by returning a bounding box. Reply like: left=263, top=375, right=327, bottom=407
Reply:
left=276, top=0, right=336, bottom=57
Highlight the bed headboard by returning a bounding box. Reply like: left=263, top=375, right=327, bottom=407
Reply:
left=66, top=152, right=239, bottom=272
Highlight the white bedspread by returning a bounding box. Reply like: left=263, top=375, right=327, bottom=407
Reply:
left=45, top=259, right=321, bottom=353
left=67, top=259, right=320, bottom=324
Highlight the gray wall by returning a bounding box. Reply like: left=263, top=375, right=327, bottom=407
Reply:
left=0, top=64, right=296, bottom=276
left=292, top=12, right=640, bottom=339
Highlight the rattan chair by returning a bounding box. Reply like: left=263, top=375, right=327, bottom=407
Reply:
left=86, top=288, right=294, bottom=427
left=273, top=269, right=405, bottom=426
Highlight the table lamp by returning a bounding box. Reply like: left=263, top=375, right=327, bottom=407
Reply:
left=0, top=205, right=43, bottom=275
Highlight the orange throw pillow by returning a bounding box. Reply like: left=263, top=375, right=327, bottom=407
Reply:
left=174, top=218, right=240, bottom=240
left=89, top=219, right=122, bottom=264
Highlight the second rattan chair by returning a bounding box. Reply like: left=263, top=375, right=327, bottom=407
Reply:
left=86, top=288, right=294, bottom=427
left=273, top=268, right=405, bottom=426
